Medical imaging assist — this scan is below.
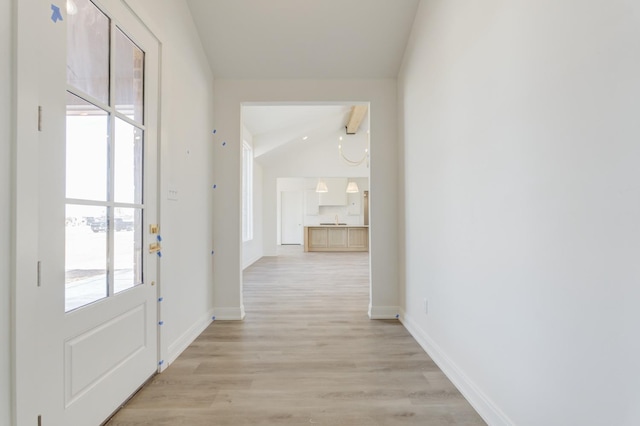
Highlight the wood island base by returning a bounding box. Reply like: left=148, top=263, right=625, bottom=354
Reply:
left=304, top=226, right=369, bottom=252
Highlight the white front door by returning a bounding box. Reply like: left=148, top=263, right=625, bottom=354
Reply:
left=281, top=191, right=303, bottom=245
left=14, top=1, right=160, bottom=424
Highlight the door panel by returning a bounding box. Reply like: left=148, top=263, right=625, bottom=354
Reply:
left=281, top=191, right=303, bottom=245
left=64, top=303, right=146, bottom=406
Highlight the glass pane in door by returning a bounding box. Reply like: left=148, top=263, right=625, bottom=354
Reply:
left=114, top=208, right=143, bottom=293
left=65, top=204, right=108, bottom=312
left=115, top=28, right=144, bottom=123
left=67, top=0, right=110, bottom=104
left=114, top=118, right=143, bottom=204
left=66, top=92, right=109, bottom=201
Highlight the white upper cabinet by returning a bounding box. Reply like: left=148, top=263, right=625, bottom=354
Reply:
left=318, top=178, right=348, bottom=206
left=304, top=189, right=319, bottom=215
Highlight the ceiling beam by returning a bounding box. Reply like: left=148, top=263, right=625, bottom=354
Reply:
left=346, top=105, right=368, bottom=134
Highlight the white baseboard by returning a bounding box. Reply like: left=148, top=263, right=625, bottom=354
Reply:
left=242, top=254, right=262, bottom=270
left=166, top=308, right=215, bottom=366
left=399, top=310, right=514, bottom=426
left=213, top=306, right=246, bottom=321
left=368, top=305, right=400, bottom=320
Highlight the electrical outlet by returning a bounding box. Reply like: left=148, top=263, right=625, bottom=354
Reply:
left=423, top=298, right=428, bottom=314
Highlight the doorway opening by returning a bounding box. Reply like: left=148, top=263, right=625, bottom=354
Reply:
left=240, top=103, right=372, bottom=313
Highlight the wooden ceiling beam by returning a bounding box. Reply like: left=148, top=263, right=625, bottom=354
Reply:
left=346, top=105, right=368, bottom=134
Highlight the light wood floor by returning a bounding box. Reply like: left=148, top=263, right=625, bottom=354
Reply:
left=107, top=246, right=485, bottom=426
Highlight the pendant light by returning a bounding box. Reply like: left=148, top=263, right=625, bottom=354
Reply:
left=315, top=179, right=328, bottom=193
left=346, top=181, right=359, bottom=193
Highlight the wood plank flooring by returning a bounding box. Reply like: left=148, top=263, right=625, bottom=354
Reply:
left=107, top=246, right=485, bottom=426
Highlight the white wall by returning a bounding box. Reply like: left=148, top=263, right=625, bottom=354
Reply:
left=124, top=0, right=216, bottom=365
left=214, top=80, right=398, bottom=319
left=1, top=1, right=12, bottom=424
left=398, top=1, right=640, bottom=425
left=242, top=125, right=263, bottom=269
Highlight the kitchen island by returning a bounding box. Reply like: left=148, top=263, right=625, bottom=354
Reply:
left=304, top=225, right=369, bottom=252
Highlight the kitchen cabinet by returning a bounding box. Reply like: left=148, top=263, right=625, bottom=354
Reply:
left=304, top=190, right=319, bottom=215
left=327, top=228, right=348, bottom=248
left=347, top=227, right=368, bottom=249
left=304, top=226, right=369, bottom=252
left=318, top=178, right=347, bottom=206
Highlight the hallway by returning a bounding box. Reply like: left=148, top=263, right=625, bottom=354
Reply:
left=107, top=247, right=485, bottom=425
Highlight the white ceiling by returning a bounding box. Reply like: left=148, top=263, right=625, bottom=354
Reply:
left=185, top=0, right=420, bottom=79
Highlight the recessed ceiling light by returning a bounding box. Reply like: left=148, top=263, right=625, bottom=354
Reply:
left=302, top=136, right=308, bottom=140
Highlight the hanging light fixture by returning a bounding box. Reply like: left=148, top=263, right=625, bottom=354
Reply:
left=338, top=135, right=369, bottom=168
left=346, top=182, right=359, bottom=193
left=315, top=179, right=328, bottom=193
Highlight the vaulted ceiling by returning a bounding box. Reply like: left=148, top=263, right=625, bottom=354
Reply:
left=186, top=1, right=414, bottom=168
left=243, top=105, right=351, bottom=156
left=186, top=0, right=420, bottom=79
left=242, top=104, right=368, bottom=163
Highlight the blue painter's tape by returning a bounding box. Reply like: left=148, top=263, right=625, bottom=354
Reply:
left=157, top=235, right=162, bottom=242
left=395, top=314, right=400, bottom=319
left=51, top=4, right=63, bottom=23
left=212, top=316, right=216, bottom=321
left=158, top=321, right=164, bottom=326
left=212, top=184, right=217, bottom=189
left=212, top=129, right=217, bottom=134
left=158, top=360, right=164, bottom=366
left=158, top=297, right=164, bottom=302
left=157, top=251, right=162, bottom=258
left=211, top=250, right=215, bottom=255
left=222, top=141, right=227, bottom=147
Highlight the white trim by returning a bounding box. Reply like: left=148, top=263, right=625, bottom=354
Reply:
left=213, top=306, right=246, bottom=321
left=368, top=305, right=399, bottom=320
left=399, top=310, right=514, bottom=426
left=165, top=308, right=215, bottom=368
left=242, top=253, right=262, bottom=270
left=65, top=199, right=145, bottom=209
left=242, top=141, right=254, bottom=242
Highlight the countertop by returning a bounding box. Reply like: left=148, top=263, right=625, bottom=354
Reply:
left=306, top=225, right=369, bottom=228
